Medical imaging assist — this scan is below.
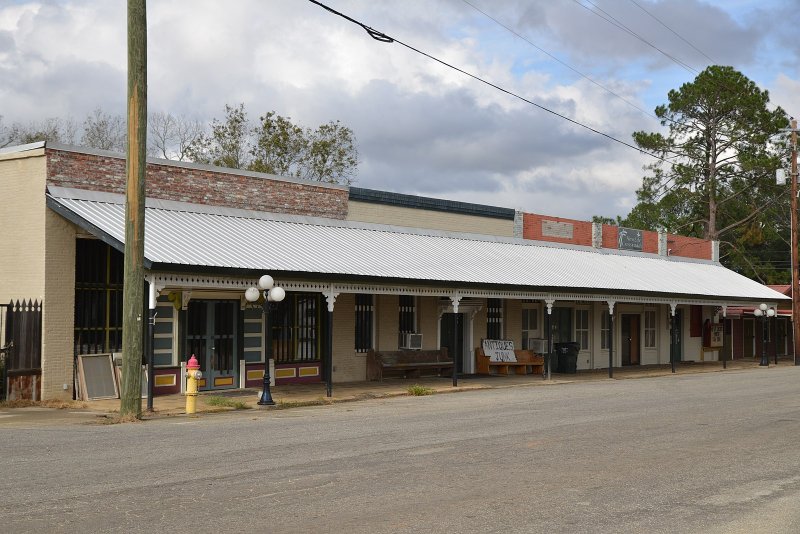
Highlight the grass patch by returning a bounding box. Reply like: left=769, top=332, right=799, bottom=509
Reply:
left=275, top=398, right=332, bottom=409
left=94, top=413, right=143, bottom=425
left=203, top=395, right=251, bottom=410
left=407, top=384, right=435, bottom=396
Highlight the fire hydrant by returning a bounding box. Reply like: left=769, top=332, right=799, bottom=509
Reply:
left=185, top=354, right=202, bottom=415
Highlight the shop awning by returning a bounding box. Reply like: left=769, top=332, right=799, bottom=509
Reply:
left=47, top=186, right=789, bottom=303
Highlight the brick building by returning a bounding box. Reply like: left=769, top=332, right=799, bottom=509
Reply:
left=0, top=142, right=788, bottom=400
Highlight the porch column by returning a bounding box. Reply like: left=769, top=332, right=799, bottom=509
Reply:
left=607, top=300, right=615, bottom=379
left=721, top=306, right=728, bottom=369
left=145, top=276, right=162, bottom=412
left=545, top=299, right=554, bottom=380
left=324, top=290, right=338, bottom=398
left=450, top=294, right=461, bottom=387
left=669, top=302, right=677, bottom=374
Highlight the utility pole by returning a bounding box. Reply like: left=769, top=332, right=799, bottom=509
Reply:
left=791, top=119, right=799, bottom=365
left=120, top=0, right=147, bottom=417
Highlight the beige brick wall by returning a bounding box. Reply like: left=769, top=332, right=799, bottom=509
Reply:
left=375, top=294, right=399, bottom=351
left=331, top=293, right=366, bottom=382
left=0, top=151, right=47, bottom=300
left=0, top=150, right=76, bottom=400
left=42, top=211, right=76, bottom=399
left=347, top=201, right=514, bottom=237
left=505, top=300, right=522, bottom=347
left=417, top=296, right=440, bottom=350
left=472, top=302, right=488, bottom=350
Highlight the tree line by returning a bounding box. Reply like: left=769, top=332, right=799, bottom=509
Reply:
left=0, top=103, right=359, bottom=185
left=602, top=66, right=791, bottom=284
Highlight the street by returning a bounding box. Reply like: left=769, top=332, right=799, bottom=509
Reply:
left=2, top=367, right=800, bottom=533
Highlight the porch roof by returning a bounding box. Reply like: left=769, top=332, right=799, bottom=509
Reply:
left=47, top=186, right=788, bottom=304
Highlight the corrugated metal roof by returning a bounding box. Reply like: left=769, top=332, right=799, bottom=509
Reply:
left=47, top=187, right=789, bottom=302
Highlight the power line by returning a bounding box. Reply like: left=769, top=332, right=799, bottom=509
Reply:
left=571, top=0, right=699, bottom=74
left=460, top=0, right=658, bottom=122
left=626, top=0, right=716, bottom=64
left=307, top=0, right=671, bottom=163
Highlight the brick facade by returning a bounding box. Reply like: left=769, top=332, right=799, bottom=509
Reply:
left=522, top=212, right=713, bottom=261
left=666, top=234, right=712, bottom=260
left=523, top=213, right=593, bottom=246
left=46, top=148, right=349, bottom=219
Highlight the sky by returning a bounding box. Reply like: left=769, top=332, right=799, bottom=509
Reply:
left=1, top=0, right=798, bottom=220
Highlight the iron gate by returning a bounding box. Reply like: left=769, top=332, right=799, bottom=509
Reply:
left=1, top=300, right=43, bottom=401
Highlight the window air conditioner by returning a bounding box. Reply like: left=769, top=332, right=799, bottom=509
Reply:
left=528, top=338, right=549, bottom=354
left=399, top=333, right=423, bottom=350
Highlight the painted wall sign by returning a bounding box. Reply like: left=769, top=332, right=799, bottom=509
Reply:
left=482, top=339, right=516, bottom=362
left=618, top=227, right=643, bottom=251
left=542, top=220, right=573, bottom=239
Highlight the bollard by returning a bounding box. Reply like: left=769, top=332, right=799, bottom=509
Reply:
left=185, top=354, right=202, bottom=415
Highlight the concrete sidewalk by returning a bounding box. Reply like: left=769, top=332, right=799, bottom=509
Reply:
left=87, top=359, right=775, bottom=418
left=0, top=359, right=782, bottom=424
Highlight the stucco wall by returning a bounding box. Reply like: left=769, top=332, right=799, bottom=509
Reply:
left=417, top=296, right=440, bottom=350
left=347, top=201, right=515, bottom=236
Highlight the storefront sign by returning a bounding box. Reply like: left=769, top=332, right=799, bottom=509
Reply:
left=618, top=227, right=643, bottom=251
left=482, top=339, right=516, bottom=362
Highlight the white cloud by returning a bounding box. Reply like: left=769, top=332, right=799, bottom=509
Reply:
left=0, top=0, right=797, bottom=221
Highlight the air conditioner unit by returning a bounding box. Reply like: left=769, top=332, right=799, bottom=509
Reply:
left=528, top=338, right=549, bottom=354
left=399, top=333, right=423, bottom=350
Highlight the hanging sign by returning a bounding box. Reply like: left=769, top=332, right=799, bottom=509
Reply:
left=482, top=339, right=516, bottom=362
left=709, top=324, right=723, bottom=348
left=618, top=227, right=643, bottom=251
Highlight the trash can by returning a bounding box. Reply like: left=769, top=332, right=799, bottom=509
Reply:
left=555, top=342, right=580, bottom=374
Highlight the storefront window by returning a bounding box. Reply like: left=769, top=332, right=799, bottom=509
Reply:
left=355, top=294, right=374, bottom=353
left=575, top=308, right=589, bottom=350
left=644, top=310, right=656, bottom=348
left=486, top=298, right=503, bottom=339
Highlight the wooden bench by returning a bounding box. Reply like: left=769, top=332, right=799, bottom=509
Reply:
left=366, top=349, right=453, bottom=381
left=475, top=348, right=545, bottom=376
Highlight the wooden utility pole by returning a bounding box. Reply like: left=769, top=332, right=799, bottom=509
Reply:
left=791, top=119, right=799, bottom=365
left=120, top=0, right=147, bottom=417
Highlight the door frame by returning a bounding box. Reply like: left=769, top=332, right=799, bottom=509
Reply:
left=185, top=299, right=240, bottom=390
left=620, top=313, right=641, bottom=366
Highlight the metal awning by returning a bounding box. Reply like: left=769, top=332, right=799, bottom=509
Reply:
left=47, top=186, right=789, bottom=304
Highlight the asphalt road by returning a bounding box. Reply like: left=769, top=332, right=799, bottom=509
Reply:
left=2, top=367, right=800, bottom=533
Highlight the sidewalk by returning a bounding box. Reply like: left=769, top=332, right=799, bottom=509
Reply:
left=0, top=359, right=781, bottom=424
left=87, top=359, right=772, bottom=419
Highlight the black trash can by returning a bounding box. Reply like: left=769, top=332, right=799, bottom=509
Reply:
left=554, top=342, right=580, bottom=374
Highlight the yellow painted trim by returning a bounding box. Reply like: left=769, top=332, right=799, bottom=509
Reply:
left=275, top=368, right=296, bottom=379
left=246, top=369, right=264, bottom=380
left=214, top=376, right=235, bottom=387
left=298, top=366, right=320, bottom=377
left=154, top=374, right=177, bottom=387
left=198, top=378, right=207, bottom=388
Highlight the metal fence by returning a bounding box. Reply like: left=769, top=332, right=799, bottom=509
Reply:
left=2, top=300, right=43, bottom=401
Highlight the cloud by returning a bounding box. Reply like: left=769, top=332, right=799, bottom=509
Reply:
left=0, top=0, right=795, bottom=222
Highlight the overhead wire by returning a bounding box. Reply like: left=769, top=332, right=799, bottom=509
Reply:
left=307, top=0, right=671, bottom=163
left=626, top=0, right=716, bottom=64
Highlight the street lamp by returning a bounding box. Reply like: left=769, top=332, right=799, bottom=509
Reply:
left=245, top=274, right=286, bottom=405
left=753, top=303, right=775, bottom=367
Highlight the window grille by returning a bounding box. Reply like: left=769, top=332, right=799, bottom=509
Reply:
left=399, top=295, right=416, bottom=334
left=74, top=239, right=123, bottom=355
left=486, top=298, right=503, bottom=339
left=354, top=294, right=374, bottom=353
left=271, top=293, right=320, bottom=363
